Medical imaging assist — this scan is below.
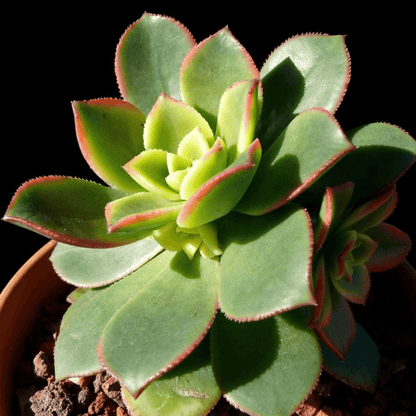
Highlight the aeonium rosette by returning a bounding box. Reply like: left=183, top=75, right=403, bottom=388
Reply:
left=308, top=182, right=411, bottom=373
left=104, top=78, right=262, bottom=260
left=3, top=13, right=416, bottom=416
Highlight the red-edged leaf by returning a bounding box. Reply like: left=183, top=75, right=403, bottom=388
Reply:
left=340, top=184, right=397, bottom=232
left=215, top=78, right=262, bottom=165
left=257, top=34, right=351, bottom=151
left=309, top=256, right=332, bottom=329
left=105, top=192, right=183, bottom=234
left=315, top=291, right=356, bottom=361
left=3, top=176, right=142, bottom=247
left=314, top=182, right=354, bottom=252
left=180, top=27, right=259, bottom=130
left=115, top=13, right=196, bottom=114
left=331, top=264, right=371, bottom=305
left=326, top=230, right=357, bottom=281
left=365, top=223, right=412, bottom=272
left=177, top=139, right=262, bottom=228
left=236, top=108, right=355, bottom=216
left=98, top=251, right=219, bottom=399
left=73, top=98, right=146, bottom=194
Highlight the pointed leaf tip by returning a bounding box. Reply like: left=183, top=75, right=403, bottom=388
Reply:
left=177, top=139, right=261, bottom=228
left=180, top=27, right=259, bottom=130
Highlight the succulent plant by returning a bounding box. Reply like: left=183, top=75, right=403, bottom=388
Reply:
left=3, top=13, right=416, bottom=416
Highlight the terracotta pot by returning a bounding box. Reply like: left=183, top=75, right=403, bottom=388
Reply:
left=0, top=240, right=70, bottom=415
left=0, top=241, right=415, bottom=415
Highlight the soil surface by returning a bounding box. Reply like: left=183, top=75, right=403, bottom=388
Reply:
left=14, top=268, right=415, bottom=416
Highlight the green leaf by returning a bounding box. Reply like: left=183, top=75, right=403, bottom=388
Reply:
left=124, top=149, right=181, bottom=201
left=72, top=99, right=146, bottom=194
left=55, top=250, right=172, bottom=380
left=331, top=264, right=371, bottom=305
left=116, top=13, right=196, bottom=114
left=216, top=79, right=262, bottom=165
left=321, top=322, right=379, bottom=392
left=236, top=108, right=355, bottom=216
left=218, top=206, right=315, bottom=321
left=257, top=34, right=350, bottom=150
left=2, top=176, right=146, bottom=247
left=340, top=185, right=397, bottom=233
left=105, top=192, right=183, bottom=233
left=122, top=335, right=221, bottom=416
left=50, top=239, right=163, bottom=287
left=99, top=251, right=219, bottom=398
left=66, top=287, right=90, bottom=304
left=365, top=223, right=412, bottom=272
left=314, top=290, right=356, bottom=361
left=180, top=28, right=259, bottom=131
left=314, top=182, right=354, bottom=252
left=212, top=309, right=322, bottom=416
left=299, top=123, right=416, bottom=205
left=180, top=138, right=227, bottom=200
left=177, top=139, right=262, bottom=228
left=309, top=256, right=332, bottom=329
left=143, top=93, right=214, bottom=153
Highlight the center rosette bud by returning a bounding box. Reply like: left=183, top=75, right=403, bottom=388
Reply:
left=105, top=81, right=262, bottom=259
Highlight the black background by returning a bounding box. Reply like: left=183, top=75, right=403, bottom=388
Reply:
left=2, top=5, right=415, bottom=290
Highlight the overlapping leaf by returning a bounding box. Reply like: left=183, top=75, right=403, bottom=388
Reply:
left=116, top=13, right=196, bottom=114
left=72, top=99, right=146, bottom=193
left=3, top=176, right=140, bottom=247
left=236, top=108, right=355, bottom=215
left=98, top=250, right=219, bottom=398
left=257, top=34, right=350, bottom=151
left=218, top=206, right=315, bottom=321
left=212, top=310, right=322, bottom=416
left=50, top=239, right=163, bottom=287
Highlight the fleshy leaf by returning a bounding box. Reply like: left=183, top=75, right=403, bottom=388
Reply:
left=236, top=108, right=355, bottom=216
left=365, top=223, right=412, bottom=272
left=340, top=185, right=397, bottom=233
left=177, top=139, right=261, bottom=228
left=2, top=176, right=145, bottom=247
left=98, top=251, right=219, bottom=398
left=314, top=182, right=354, bottom=252
left=309, top=256, right=332, bottom=329
left=55, top=250, right=172, bottom=380
left=314, top=290, right=356, bottom=360
left=326, top=230, right=357, bottom=281
left=177, top=126, right=212, bottom=160
left=122, top=335, right=221, bottom=416
left=321, top=322, right=379, bottom=392
left=257, top=34, right=350, bottom=151
left=180, top=28, right=259, bottom=130
left=300, top=123, right=416, bottom=205
left=66, top=287, right=89, bottom=304
left=331, top=264, right=371, bottom=305
left=212, top=310, right=322, bottom=416
left=105, top=192, right=183, bottom=234
left=124, top=149, right=181, bottom=201
left=72, top=99, right=146, bottom=194
left=218, top=206, right=315, bottom=321
left=216, top=79, right=262, bottom=165
left=143, top=93, right=214, bottom=153
left=50, top=239, right=163, bottom=287
left=115, top=13, right=196, bottom=114
left=180, top=138, right=227, bottom=200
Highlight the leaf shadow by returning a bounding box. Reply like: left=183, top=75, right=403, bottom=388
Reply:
left=219, top=204, right=299, bottom=251
left=170, top=250, right=201, bottom=279
left=256, top=57, right=305, bottom=152
left=213, top=312, right=280, bottom=392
